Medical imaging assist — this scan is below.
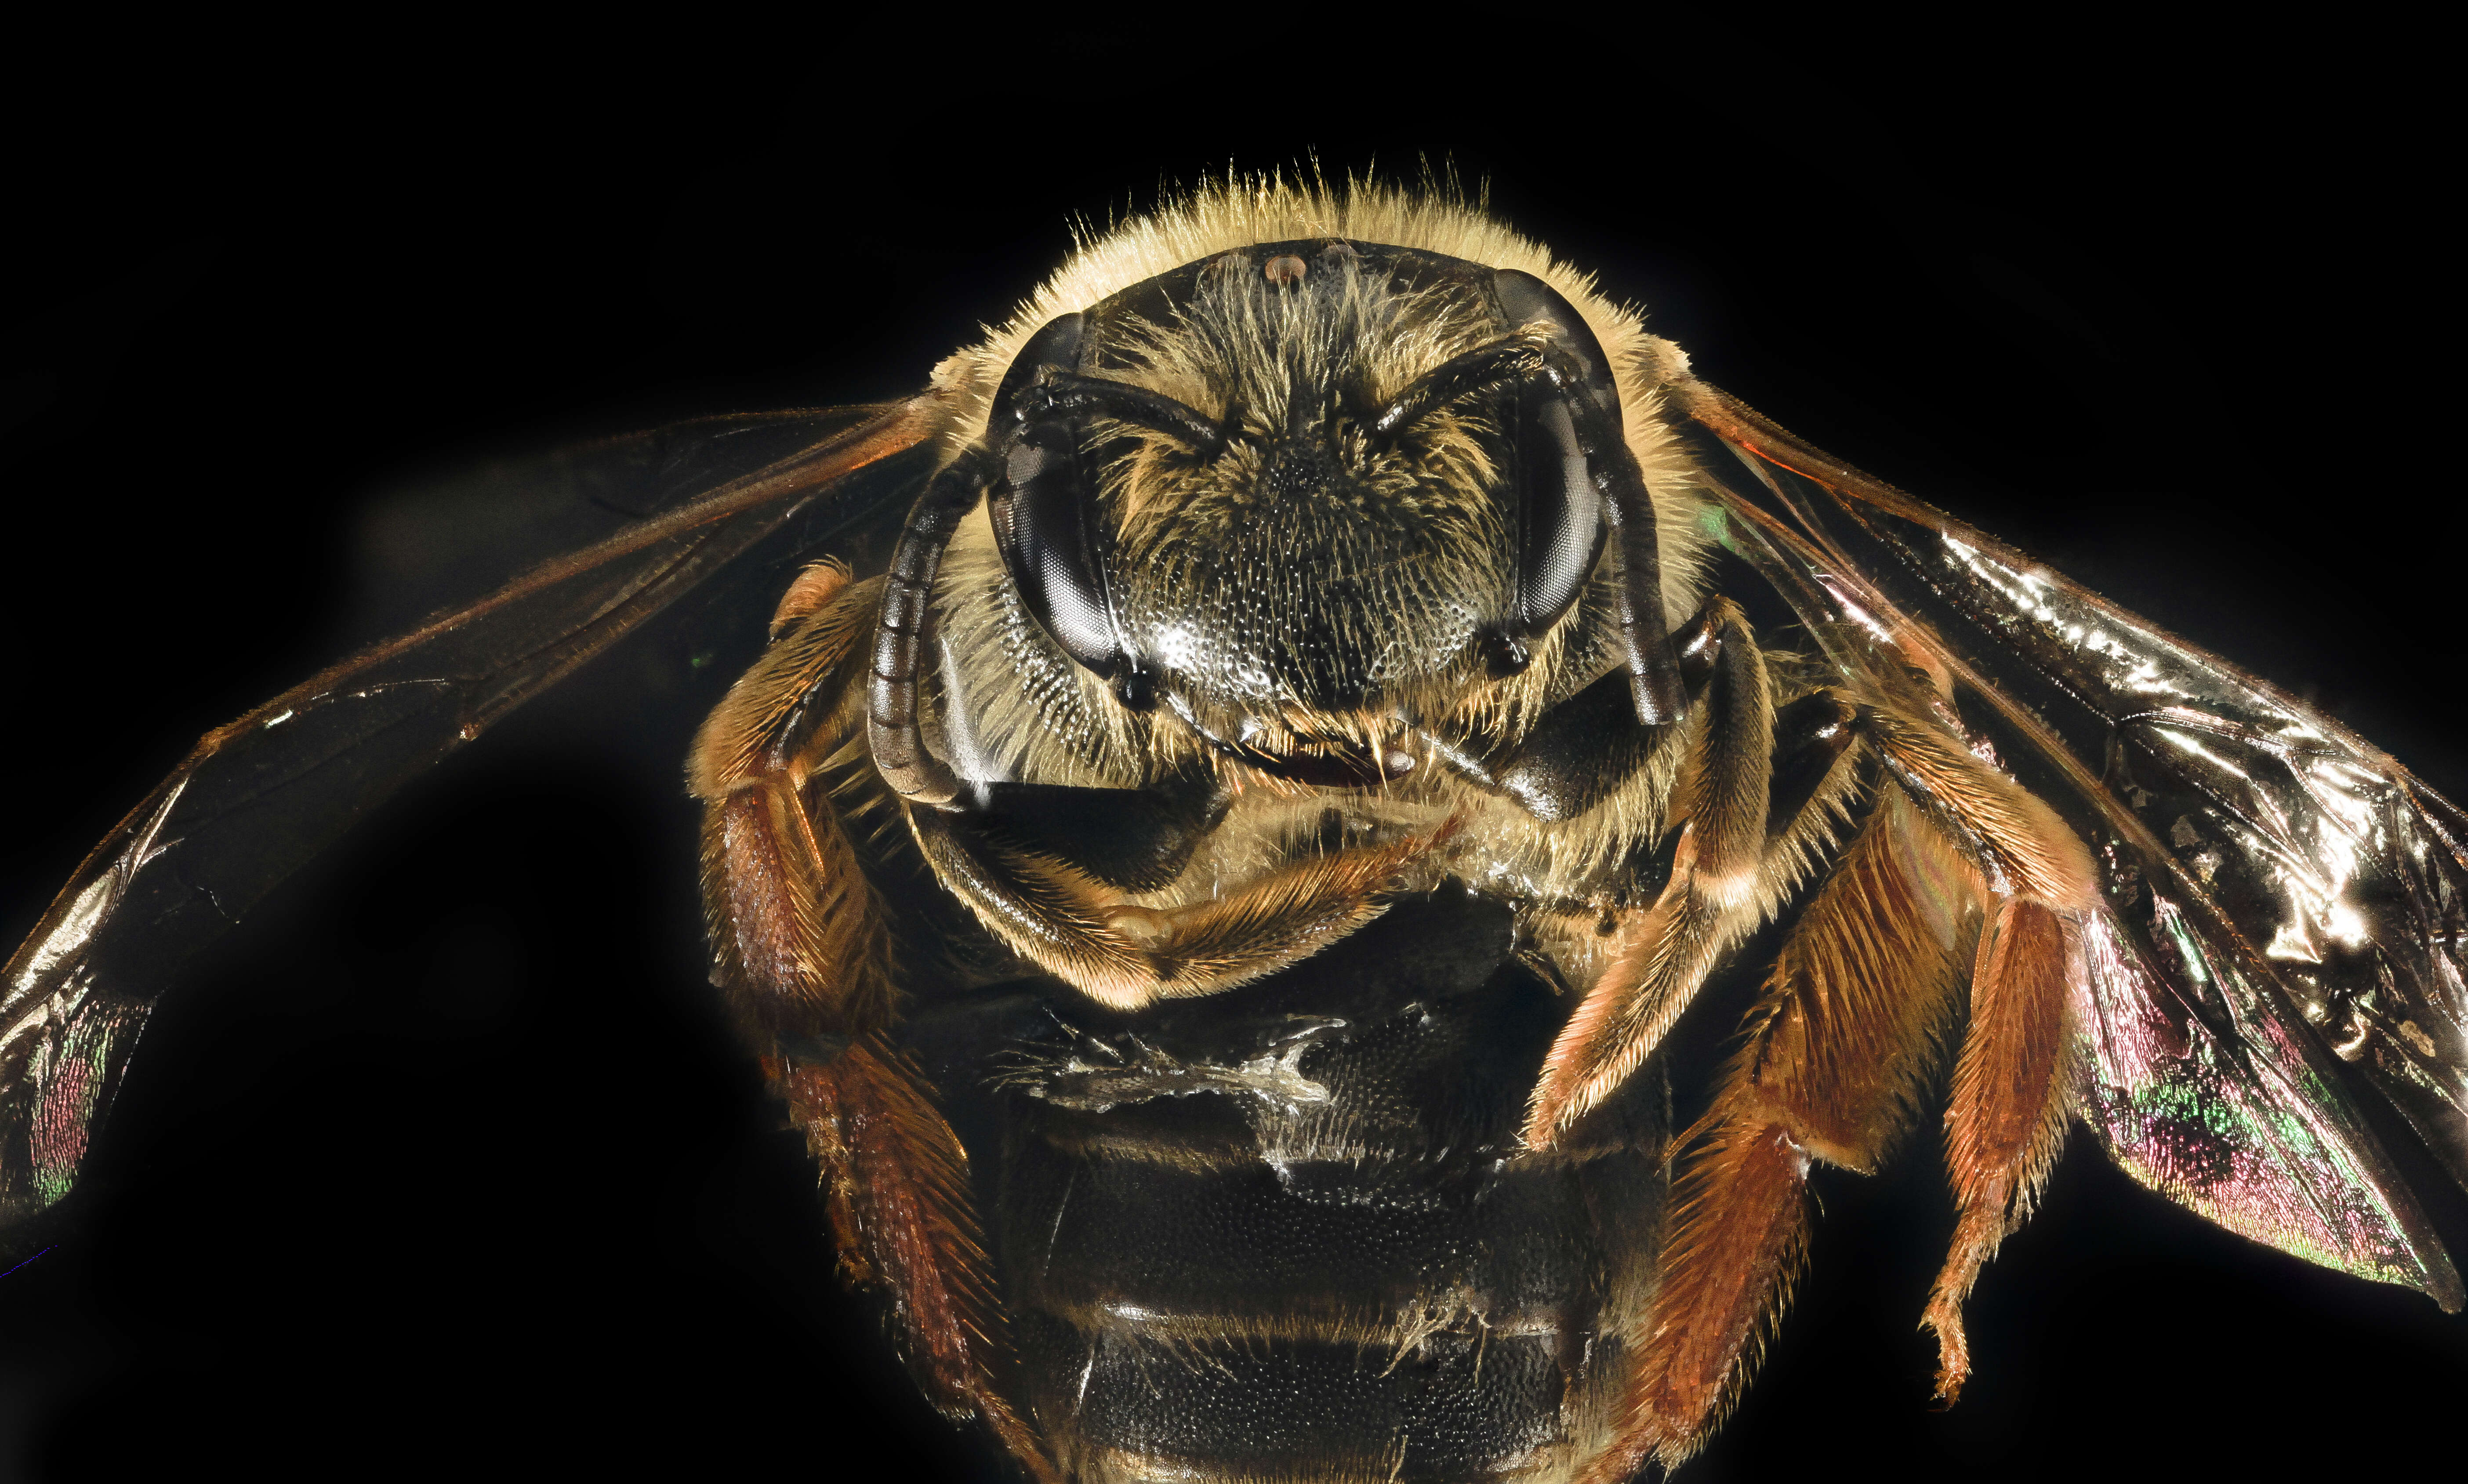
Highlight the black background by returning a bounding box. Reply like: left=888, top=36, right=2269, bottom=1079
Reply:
left=3, top=17, right=2461, bottom=1483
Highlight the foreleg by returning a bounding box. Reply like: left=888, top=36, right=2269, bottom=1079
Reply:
left=1525, top=599, right=1792, bottom=1143
left=911, top=805, right=1450, bottom=1011
left=693, top=563, right=893, bottom=1042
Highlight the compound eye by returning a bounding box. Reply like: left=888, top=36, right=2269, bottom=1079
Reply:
left=1491, top=271, right=1620, bottom=652
left=986, top=312, right=1129, bottom=681
left=991, top=423, right=1121, bottom=675
left=1511, top=387, right=1609, bottom=642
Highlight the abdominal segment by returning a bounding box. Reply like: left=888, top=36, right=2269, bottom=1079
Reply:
left=914, top=894, right=1670, bottom=1484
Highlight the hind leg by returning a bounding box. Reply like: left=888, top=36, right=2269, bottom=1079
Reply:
left=1921, top=896, right=2077, bottom=1400
left=1580, top=794, right=1978, bottom=1480
left=1857, top=710, right=2095, bottom=1402
left=692, top=566, right=1056, bottom=1483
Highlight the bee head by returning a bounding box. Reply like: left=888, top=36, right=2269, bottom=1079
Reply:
left=986, top=244, right=1622, bottom=780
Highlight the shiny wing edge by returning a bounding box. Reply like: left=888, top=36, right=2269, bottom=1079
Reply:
left=1669, top=377, right=2465, bottom=1308
left=0, top=394, right=945, bottom=1237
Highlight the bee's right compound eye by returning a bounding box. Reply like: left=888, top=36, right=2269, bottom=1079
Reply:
left=994, top=421, right=1121, bottom=675
left=986, top=314, right=1136, bottom=685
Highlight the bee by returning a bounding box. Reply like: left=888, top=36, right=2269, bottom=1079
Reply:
left=4, top=177, right=2463, bottom=1480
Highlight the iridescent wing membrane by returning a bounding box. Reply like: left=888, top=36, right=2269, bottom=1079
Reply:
left=0, top=397, right=941, bottom=1235
left=1675, top=381, right=2466, bottom=1305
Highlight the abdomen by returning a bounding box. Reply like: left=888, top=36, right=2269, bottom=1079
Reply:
left=927, top=893, right=1670, bottom=1484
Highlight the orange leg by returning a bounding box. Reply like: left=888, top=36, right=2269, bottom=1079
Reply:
left=1922, top=897, right=2076, bottom=1401
left=1596, top=1119, right=1811, bottom=1481
left=779, top=1039, right=1051, bottom=1478
left=1862, top=704, right=2093, bottom=1404
left=692, top=573, right=1057, bottom=1483
left=1583, top=796, right=1978, bottom=1480
left=691, top=568, right=893, bottom=1043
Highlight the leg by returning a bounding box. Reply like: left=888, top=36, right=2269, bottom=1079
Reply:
left=911, top=805, right=1452, bottom=1011
left=1523, top=672, right=2068, bottom=1147
left=691, top=573, right=1057, bottom=1484
left=1525, top=602, right=1798, bottom=1143
left=1580, top=795, right=1978, bottom=1479
left=692, top=565, right=891, bottom=1042
left=1862, top=701, right=2096, bottom=1402
left=1561, top=687, right=2092, bottom=1472
left=778, top=1038, right=1051, bottom=1472
left=1921, top=896, right=2076, bottom=1401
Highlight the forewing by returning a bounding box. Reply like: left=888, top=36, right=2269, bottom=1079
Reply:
left=345, top=408, right=915, bottom=632
left=0, top=396, right=943, bottom=1234
left=1674, top=381, right=2464, bottom=1306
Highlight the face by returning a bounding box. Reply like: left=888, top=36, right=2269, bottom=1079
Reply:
left=999, top=239, right=1619, bottom=775
left=1097, top=246, right=1514, bottom=731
